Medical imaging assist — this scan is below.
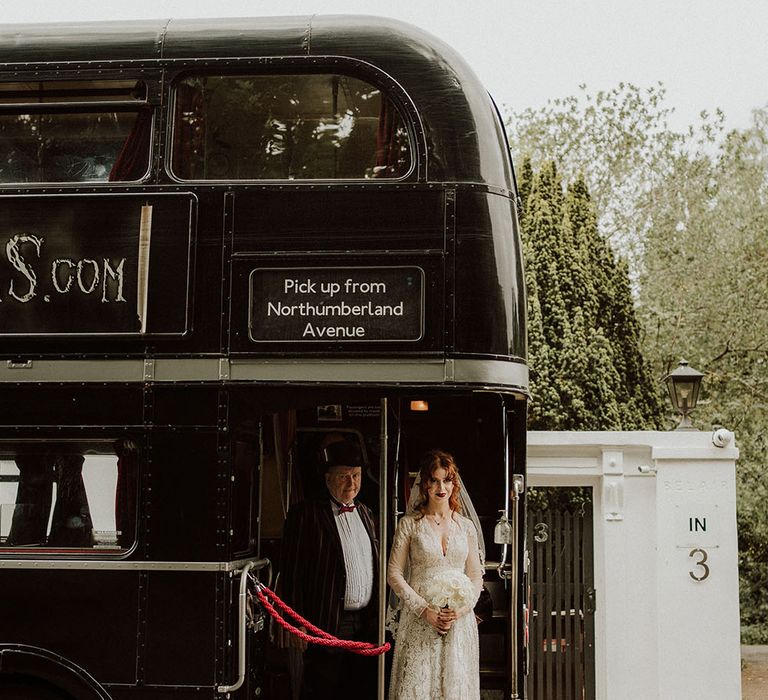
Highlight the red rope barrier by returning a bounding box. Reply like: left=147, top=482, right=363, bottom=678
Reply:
left=253, top=583, right=390, bottom=656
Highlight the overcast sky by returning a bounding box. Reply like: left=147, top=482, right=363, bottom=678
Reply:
left=2, top=0, right=767, bottom=134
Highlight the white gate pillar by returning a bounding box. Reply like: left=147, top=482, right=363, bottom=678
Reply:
left=528, top=430, right=742, bottom=700
left=652, top=435, right=741, bottom=699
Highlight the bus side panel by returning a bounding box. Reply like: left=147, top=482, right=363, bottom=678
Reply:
left=144, top=571, right=219, bottom=687
left=108, top=690, right=212, bottom=700
left=151, top=385, right=221, bottom=428
left=0, top=569, right=139, bottom=684
left=230, top=189, right=445, bottom=253
left=0, top=385, right=143, bottom=427
left=184, top=191, right=226, bottom=355
left=454, top=190, right=526, bottom=360
left=145, top=431, right=223, bottom=562
left=108, top=690, right=213, bottom=700
left=228, top=188, right=446, bottom=357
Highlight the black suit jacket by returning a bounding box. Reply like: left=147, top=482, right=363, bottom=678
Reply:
left=280, top=496, right=379, bottom=637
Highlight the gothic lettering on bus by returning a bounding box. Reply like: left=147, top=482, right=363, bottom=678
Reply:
left=3, top=234, right=127, bottom=304
left=5, top=234, right=43, bottom=302
left=52, top=258, right=127, bottom=303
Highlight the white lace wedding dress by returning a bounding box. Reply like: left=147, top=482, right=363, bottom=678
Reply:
left=387, top=513, right=484, bottom=700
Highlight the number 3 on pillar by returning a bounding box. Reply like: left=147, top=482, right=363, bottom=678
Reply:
left=689, top=548, right=710, bottom=581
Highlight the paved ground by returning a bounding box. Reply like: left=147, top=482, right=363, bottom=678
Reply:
left=742, top=645, right=768, bottom=699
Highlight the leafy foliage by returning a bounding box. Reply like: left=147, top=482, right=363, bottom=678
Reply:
left=527, top=486, right=592, bottom=516
left=508, top=83, right=723, bottom=271
left=519, top=160, right=664, bottom=431
left=640, top=110, right=768, bottom=642
left=508, top=84, right=768, bottom=642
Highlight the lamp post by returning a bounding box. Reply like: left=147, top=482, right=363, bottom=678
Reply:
left=664, top=359, right=704, bottom=430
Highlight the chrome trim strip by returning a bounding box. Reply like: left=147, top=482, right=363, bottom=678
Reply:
left=0, top=357, right=529, bottom=389
left=0, top=557, right=258, bottom=571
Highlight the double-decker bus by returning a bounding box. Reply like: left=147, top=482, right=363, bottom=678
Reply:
left=0, top=15, right=528, bottom=700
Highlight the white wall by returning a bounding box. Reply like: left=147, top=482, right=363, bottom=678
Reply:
left=528, top=430, right=742, bottom=700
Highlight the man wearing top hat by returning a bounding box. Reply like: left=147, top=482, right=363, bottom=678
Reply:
left=279, top=438, right=379, bottom=698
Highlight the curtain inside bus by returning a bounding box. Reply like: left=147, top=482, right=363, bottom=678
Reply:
left=0, top=79, right=152, bottom=184
left=115, top=440, right=139, bottom=549
left=172, top=82, right=206, bottom=180
left=1, top=445, right=135, bottom=552
left=6, top=455, right=53, bottom=546
left=108, top=106, right=153, bottom=181
left=375, top=96, right=407, bottom=177
left=7, top=453, right=93, bottom=547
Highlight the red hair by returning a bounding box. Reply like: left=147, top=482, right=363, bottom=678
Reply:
left=415, top=449, right=462, bottom=516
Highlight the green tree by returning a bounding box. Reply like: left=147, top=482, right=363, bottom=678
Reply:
left=519, top=160, right=564, bottom=429
left=508, top=82, right=723, bottom=270
left=521, top=161, right=664, bottom=431
left=640, top=108, right=768, bottom=641
left=509, top=85, right=768, bottom=641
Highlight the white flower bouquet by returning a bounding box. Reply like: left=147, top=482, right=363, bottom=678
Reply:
left=421, top=568, right=474, bottom=610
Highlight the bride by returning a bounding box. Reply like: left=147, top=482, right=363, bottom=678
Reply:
left=386, top=449, right=484, bottom=699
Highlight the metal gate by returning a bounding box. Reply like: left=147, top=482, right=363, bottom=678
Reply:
left=526, top=489, right=595, bottom=700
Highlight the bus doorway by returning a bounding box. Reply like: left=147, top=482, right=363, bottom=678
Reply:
left=243, top=389, right=524, bottom=700
left=240, top=389, right=387, bottom=700
left=390, top=393, right=525, bottom=700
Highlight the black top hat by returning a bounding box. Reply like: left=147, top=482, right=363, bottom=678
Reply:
left=322, top=440, right=363, bottom=471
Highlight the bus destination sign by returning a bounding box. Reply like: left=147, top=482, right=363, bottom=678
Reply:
left=249, top=266, right=424, bottom=342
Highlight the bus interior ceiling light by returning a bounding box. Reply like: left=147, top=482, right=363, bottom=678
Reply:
left=409, top=400, right=429, bottom=412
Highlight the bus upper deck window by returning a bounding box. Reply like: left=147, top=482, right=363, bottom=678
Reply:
left=0, top=80, right=152, bottom=184
left=171, top=74, right=412, bottom=181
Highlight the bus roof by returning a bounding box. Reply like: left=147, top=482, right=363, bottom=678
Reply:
left=0, top=15, right=514, bottom=189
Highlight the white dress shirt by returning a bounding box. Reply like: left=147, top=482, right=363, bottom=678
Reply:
left=331, top=500, right=374, bottom=610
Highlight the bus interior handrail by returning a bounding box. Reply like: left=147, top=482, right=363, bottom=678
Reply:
left=216, top=557, right=271, bottom=695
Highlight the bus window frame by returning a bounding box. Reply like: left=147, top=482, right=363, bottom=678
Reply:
left=0, top=437, right=140, bottom=559
left=0, top=70, right=161, bottom=188
left=164, top=57, right=424, bottom=185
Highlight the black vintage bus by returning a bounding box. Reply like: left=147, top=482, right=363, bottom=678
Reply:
left=0, top=15, right=528, bottom=700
